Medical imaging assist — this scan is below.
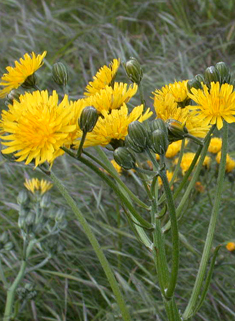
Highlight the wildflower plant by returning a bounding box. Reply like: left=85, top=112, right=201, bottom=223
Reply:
left=0, top=52, right=234, bottom=321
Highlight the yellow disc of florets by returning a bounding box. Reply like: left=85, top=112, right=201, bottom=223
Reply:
left=1, top=90, right=76, bottom=167
left=189, top=82, right=235, bottom=130
left=86, top=82, right=138, bottom=113
left=208, top=137, right=222, bottom=154
left=78, top=104, right=152, bottom=148
left=24, top=178, right=53, bottom=195
left=84, top=58, right=120, bottom=96
left=153, top=80, right=188, bottom=103
left=0, top=51, right=47, bottom=98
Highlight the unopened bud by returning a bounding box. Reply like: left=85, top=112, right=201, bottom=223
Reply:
left=17, top=191, right=29, bottom=206
left=128, top=121, right=148, bottom=150
left=113, top=147, right=136, bottom=170
left=21, top=73, right=37, bottom=89
left=125, top=135, right=144, bottom=153
left=187, top=78, right=202, bottom=93
left=79, top=106, right=98, bottom=133
left=149, top=119, right=168, bottom=136
left=195, top=74, right=205, bottom=84
left=150, top=129, right=169, bottom=155
left=204, top=66, right=220, bottom=86
left=124, top=57, right=143, bottom=84
left=166, top=119, right=188, bottom=143
left=215, top=62, right=231, bottom=84
left=52, top=62, right=68, bottom=87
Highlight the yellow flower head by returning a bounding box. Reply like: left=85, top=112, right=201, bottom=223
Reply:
left=166, top=140, right=184, bottom=158
left=79, top=104, right=152, bottom=148
left=226, top=242, right=235, bottom=252
left=189, top=82, right=235, bottom=130
left=84, top=58, right=120, bottom=96
left=208, top=137, right=222, bottom=154
left=0, top=51, right=47, bottom=98
left=216, top=152, right=235, bottom=172
left=203, top=155, right=211, bottom=169
left=24, top=178, right=53, bottom=195
left=1, top=90, right=76, bottom=167
left=87, top=82, right=138, bottom=113
left=153, top=92, right=210, bottom=138
left=153, top=80, right=189, bottom=103
left=178, top=152, right=196, bottom=174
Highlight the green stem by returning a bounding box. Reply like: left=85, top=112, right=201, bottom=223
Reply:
left=0, top=256, right=9, bottom=289
left=164, top=298, right=182, bottom=321
left=139, top=82, right=146, bottom=111
left=77, top=131, right=87, bottom=158
left=49, top=170, right=131, bottom=321
left=183, top=122, right=228, bottom=319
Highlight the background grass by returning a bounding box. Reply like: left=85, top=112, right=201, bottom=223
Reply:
left=0, top=0, right=235, bottom=320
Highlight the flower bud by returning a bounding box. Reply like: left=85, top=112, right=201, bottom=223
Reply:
left=195, top=74, right=205, bottom=84
left=150, top=129, right=169, bottom=155
left=149, top=119, right=168, bottom=136
left=125, top=135, right=144, bottom=153
left=215, top=62, right=231, bottom=84
left=128, top=121, right=148, bottom=150
left=113, top=147, right=136, bottom=170
left=204, top=66, right=220, bottom=86
left=124, top=57, right=143, bottom=84
left=17, top=191, right=29, bottom=206
left=166, top=119, right=188, bottom=143
left=52, top=62, right=68, bottom=87
left=0, top=231, right=9, bottom=244
left=21, top=73, right=37, bottom=89
left=187, top=78, right=202, bottom=93
left=79, top=106, right=98, bottom=133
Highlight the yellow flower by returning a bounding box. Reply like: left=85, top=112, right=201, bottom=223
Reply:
left=226, top=242, right=235, bottom=252
left=178, top=152, right=196, bottom=174
left=78, top=104, right=152, bottom=148
left=216, top=151, right=235, bottom=172
left=24, top=178, right=53, bottom=195
left=189, top=82, right=235, bottom=130
left=203, top=155, right=211, bottom=169
left=208, top=137, right=222, bottom=154
left=0, top=51, right=47, bottom=98
left=166, top=140, right=184, bottom=158
left=153, top=92, right=210, bottom=138
left=153, top=80, right=189, bottom=103
left=1, top=90, right=76, bottom=167
left=84, top=58, right=120, bottom=96
left=86, top=82, right=138, bottom=113
left=158, top=171, right=174, bottom=187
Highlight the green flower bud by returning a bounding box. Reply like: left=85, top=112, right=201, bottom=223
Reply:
left=40, top=194, right=51, bottom=209
left=204, top=66, right=220, bottom=86
left=125, top=135, right=145, bottom=153
left=17, top=191, right=29, bottom=206
left=79, top=106, right=98, bottom=133
left=128, top=121, right=148, bottom=150
left=215, top=61, right=231, bottom=84
left=21, top=73, right=37, bottom=89
left=187, top=78, right=202, bottom=93
left=124, top=57, right=143, bottom=85
left=150, top=129, right=169, bottom=155
left=0, top=231, right=9, bottom=244
left=195, top=74, right=205, bottom=84
left=4, top=241, right=14, bottom=251
left=113, top=147, right=136, bottom=170
left=149, top=119, right=168, bottom=136
left=52, top=62, right=68, bottom=87
left=6, top=89, right=21, bottom=104
left=166, top=119, right=188, bottom=143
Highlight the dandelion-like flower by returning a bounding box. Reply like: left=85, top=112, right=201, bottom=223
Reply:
left=0, top=51, right=47, bottom=98
left=153, top=92, right=210, bottom=138
left=84, top=58, right=120, bottom=96
left=178, top=152, right=196, bottom=174
left=216, top=151, right=235, bottom=172
left=154, top=80, right=189, bottom=104
left=208, top=137, right=222, bottom=154
left=226, top=242, right=235, bottom=252
left=24, top=178, right=53, bottom=195
left=189, top=82, right=235, bottom=130
left=1, top=90, right=76, bottom=166
left=87, top=82, right=138, bottom=113
left=78, top=104, right=152, bottom=148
